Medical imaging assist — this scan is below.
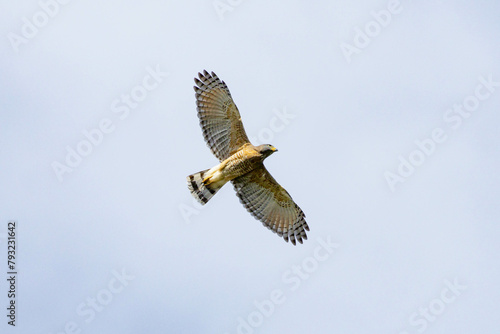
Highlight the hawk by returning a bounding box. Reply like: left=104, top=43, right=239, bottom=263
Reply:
left=187, top=70, right=309, bottom=245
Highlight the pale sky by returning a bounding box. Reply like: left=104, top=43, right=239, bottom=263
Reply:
left=1, top=1, right=499, bottom=333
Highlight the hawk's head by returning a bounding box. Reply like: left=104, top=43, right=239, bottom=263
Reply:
left=257, top=144, right=278, bottom=158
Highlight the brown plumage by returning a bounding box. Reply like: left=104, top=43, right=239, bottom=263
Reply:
left=187, top=70, right=309, bottom=245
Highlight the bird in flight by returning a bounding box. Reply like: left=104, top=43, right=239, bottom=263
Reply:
left=187, top=71, right=309, bottom=245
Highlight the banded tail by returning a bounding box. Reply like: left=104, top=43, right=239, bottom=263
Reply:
left=187, top=169, right=223, bottom=205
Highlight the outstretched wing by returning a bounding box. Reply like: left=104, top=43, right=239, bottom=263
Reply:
left=194, top=70, right=250, bottom=162
left=232, top=165, right=309, bottom=245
